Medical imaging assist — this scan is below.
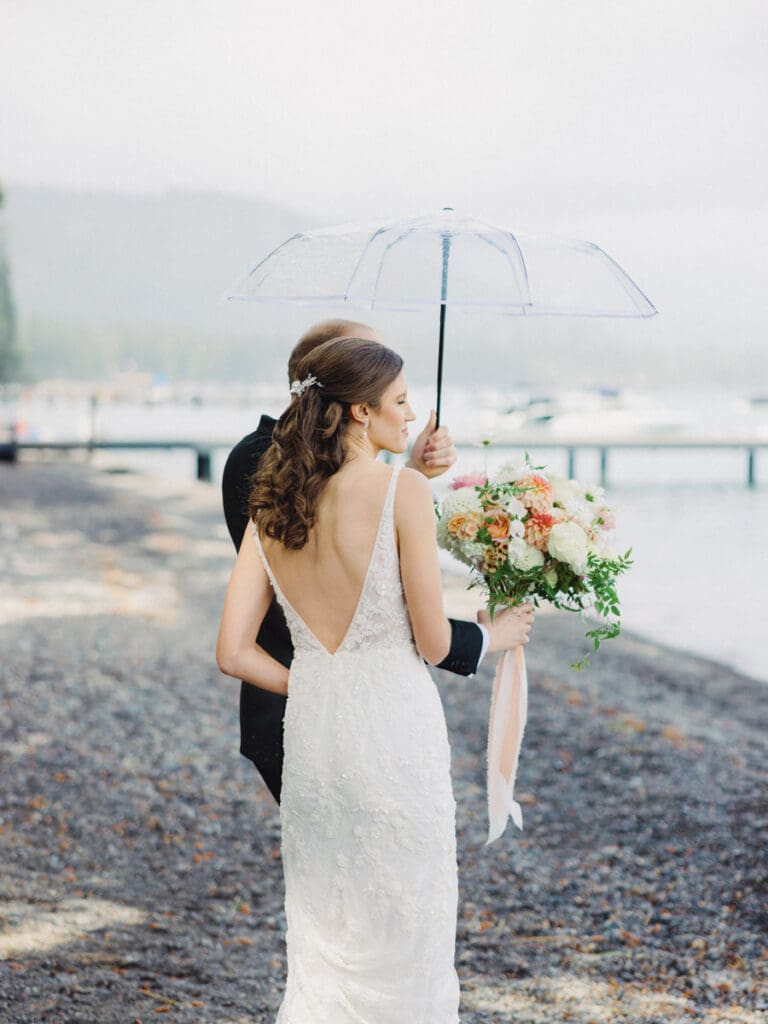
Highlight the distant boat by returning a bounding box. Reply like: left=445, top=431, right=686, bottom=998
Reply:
left=490, top=389, right=695, bottom=440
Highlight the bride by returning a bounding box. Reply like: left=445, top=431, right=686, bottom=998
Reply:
left=217, top=336, right=533, bottom=1023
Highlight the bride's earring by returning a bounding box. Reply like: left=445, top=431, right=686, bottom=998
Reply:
left=362, top=417, right=369, bottom=437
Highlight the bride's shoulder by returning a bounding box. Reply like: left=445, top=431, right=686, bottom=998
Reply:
left=394, top=466, right=433, bottom=515
left=397, top=465, right=430, bottom=491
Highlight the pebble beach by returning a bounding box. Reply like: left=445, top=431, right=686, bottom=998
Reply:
left=1, top=457, right=766, bottom=1023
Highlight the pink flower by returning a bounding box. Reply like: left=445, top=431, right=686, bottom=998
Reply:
left=450, top=471, right=487, bottom=490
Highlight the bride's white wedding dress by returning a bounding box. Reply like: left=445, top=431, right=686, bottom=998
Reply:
left=251, top=466, right=460, bottom=1023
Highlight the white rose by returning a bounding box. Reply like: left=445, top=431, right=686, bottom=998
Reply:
left=547, top=521, right=590, bottom=573
left=508, top=537, right=545, bottom=570
left=441, top=487, right=484, bottom=519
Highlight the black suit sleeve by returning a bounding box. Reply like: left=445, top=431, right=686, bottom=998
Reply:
left=222, top=424, right=291, bottom=801
left=436, top=617, right=485, bottom=677
left=222, top=430, right=273, bottom=549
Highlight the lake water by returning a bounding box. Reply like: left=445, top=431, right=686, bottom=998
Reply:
left=5, top=384, right=766, bottom=683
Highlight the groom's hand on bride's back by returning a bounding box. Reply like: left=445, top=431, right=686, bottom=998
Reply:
left=406, top=409, right=457, bottom=480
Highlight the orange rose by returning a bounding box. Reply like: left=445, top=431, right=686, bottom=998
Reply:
left=447, top=514, right=465, bottom=536
left=486, top=511, right=511, bottom=541
left=447, top=514, right=479, bottom=540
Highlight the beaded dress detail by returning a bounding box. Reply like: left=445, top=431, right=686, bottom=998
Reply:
left=251, top=466, right=460, bottom=1023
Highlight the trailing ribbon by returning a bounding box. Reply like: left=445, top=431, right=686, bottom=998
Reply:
left=485, top=645, right=528, bottom=845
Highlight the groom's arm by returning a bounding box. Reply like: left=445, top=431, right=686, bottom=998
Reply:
left=437, top=619, right=488, bottom=677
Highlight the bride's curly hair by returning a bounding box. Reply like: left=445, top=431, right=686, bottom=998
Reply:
left=249, top=336, right=404, bottom=549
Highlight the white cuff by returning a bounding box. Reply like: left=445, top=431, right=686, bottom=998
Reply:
left=466, top=622, right=490, bottom=678
left=477, top=622, right=490, bottom=665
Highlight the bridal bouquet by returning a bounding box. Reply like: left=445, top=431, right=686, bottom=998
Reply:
left=437, top=451, right=632, bottom=671
left=436, top=451, right=632, bottom=843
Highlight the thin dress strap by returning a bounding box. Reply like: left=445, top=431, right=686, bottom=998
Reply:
left=250, top=521, right=279, bottom=595
left=382, top=464, right=401, bottom=520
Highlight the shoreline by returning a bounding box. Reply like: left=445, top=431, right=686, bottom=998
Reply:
left=1, top=458, right=766, bottom=1023
left=20, top=447, right=768, bottom=687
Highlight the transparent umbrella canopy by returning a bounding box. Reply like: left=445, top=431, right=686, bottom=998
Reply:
left=226, top=208, right=656, bottom=421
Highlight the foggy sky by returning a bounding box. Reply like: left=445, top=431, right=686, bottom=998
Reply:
left=2, top=0, right=766, bottom=220
left=2, top=1, right=767, bottom=359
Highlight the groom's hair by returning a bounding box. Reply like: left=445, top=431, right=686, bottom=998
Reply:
left=287, top=319, right=374, bottom=383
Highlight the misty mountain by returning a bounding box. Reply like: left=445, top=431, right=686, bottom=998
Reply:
left=4, top=183, right=311, bottom=333
left=3, top=184, right=765, bottom=390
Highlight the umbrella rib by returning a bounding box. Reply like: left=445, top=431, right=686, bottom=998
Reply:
left=369, top=226, right=423, bottom=307
left=343, top=225, right=389, bottom=302
left=227, top=233, right=304, bottom=296
left=590, top=245, right=658, bottom=315
left=488, top=229, right=533, bottom=308
left=344, top=223, right=421, bottom=306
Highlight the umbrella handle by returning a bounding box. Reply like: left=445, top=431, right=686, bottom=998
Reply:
left=436, top=301, right=447, bottom=428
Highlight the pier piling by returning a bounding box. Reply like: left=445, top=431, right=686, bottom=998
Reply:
left=196, top=449, right=212, bottom=482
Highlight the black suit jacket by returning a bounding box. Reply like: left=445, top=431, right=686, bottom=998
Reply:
left=222, top=414, right=484, bottom=803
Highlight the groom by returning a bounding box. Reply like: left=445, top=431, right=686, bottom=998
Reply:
left=222, top=319, right=489, bottom=803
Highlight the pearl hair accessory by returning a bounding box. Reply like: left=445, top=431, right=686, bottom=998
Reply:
left=290, top=374, right=322, bottom=398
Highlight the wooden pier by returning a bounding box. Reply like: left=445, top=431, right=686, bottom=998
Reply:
left=455, top=436, right=768, bottom=489
left=1, top=435, right=766, bottom=488
left=0, top=438, right=217, bottom=482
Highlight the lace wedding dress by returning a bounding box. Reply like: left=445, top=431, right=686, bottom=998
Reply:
left=251, top=466, right=460, bottom=1023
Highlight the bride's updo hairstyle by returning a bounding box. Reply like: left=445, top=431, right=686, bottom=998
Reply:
left=249, top=336, right=404, bottom=549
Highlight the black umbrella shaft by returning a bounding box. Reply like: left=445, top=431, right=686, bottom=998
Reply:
left=436, top=232, right=451, bottom=428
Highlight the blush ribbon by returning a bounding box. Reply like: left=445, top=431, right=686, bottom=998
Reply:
left=485, top=645, right=528, bottom=844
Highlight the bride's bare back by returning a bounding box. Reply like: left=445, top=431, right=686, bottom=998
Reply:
left=260, top=461, right=396, bottom=655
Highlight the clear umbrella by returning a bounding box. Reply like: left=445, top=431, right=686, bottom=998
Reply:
left=226, top=208, right=656, bottom=421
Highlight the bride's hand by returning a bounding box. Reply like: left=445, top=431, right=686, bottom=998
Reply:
left=406, top=409, right=457, bottom=480
left=480, top=603, right=535, bottom=652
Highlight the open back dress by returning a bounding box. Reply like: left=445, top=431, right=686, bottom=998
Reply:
left=251, top=466, right=461, bottom=1023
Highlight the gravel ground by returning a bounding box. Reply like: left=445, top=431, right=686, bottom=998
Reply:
left=1, top=458, right=766, bottom=1024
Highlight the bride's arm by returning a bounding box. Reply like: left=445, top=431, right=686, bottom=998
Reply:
left=396, top=468, right=453, bottom=665
left=216, top=527, right=290, bottom=696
